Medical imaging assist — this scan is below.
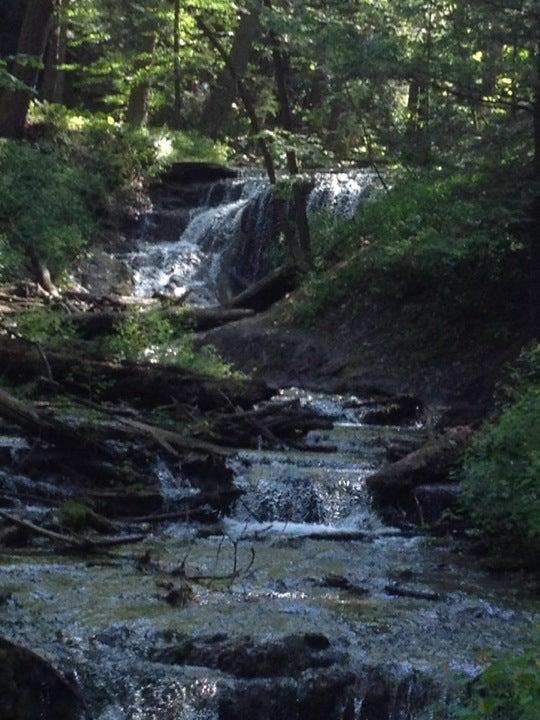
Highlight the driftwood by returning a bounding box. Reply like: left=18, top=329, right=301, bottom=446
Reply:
left=0, top=337, right=271, bottom=410
left=367, top=426, right=473, bottom=504
left=227, top=264, right=298, bottom=313
left=66, top=306, right=254, bottom=338
left=0, top=510, right=146, bottom=551
left=115, top=416, right=234, bottom=458
left=0, top=386, right=115, bottom=460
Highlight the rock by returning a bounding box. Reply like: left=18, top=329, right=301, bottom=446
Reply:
left=414, top=483, right=461, bottom=524
left=218, top=669, right=357, bottom=720
left=161, top=162, right=237, bottom=185
left=362, top=396, right=424, bottom=426
left=357, top=664, right=439, bottom=720
left=367, top=426, right=473, bottom=505
left=151, top=632, right=339, bottom=679
left=0, top=638, right=85, bottom=720
left=76, top=250, right=134, bottom=297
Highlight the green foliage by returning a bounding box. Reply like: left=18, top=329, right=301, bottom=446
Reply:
left=102, top=308, right=175, bottom=362
left=460, top=362, right=540, bottom=561
left=102, top=309, right=241, bottom=378
left=163, top=129, right=229, bottom=164
left=0, top=139, right=95, bottom=282
left=30, top=104, right=162, bottom=215
left=292, top=168, right=529, bottom=329
left=14, top=309, right=76, bottom=348
left=431, top=638, right=540, bottom=720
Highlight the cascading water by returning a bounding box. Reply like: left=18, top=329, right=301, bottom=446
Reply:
left=126, top=170, right=373, bottom=305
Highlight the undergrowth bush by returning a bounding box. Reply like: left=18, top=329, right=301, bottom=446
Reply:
left=460, top=344, right=540, bottom=563
left=102, top=309, right=240, bottom=379
left=14, top=308, right=76, bottom=347
left=0, top=140, right=95, bottom=281
left=430, top=637, right=540, bottom=720
left=293, top=169, right=529, bottom=329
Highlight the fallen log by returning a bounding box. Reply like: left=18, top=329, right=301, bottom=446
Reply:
left=0, top=510, right=146, bottom=551
left=367, top=426, right=473, bottom=505
left=66, top=306, right=255, bottom=338
left=0, top=337, right=271, bottom=410
left=227, top=263, right=298, bottom=313
left=0, top=387, right=115, bottom=460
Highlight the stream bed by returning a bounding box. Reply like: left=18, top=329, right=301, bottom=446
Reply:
left=0, top=390, right=537, bottom=719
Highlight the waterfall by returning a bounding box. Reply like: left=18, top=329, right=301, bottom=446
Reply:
left=127, top=169, right=374, bottom=305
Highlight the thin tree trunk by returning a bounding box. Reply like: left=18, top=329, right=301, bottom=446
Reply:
left=126, top=30, right=157, bottom=126
left=0, top=0, right=56, bottom=139
left=41, top=0, right=68, bottom=104
left=197, top=17, right=307, bottom=265
left=265, top=0, right=312, bottom=268
left=531, top=25, right=540, bottom=336
left=173, top=0, right=181, bottom=127
left=201, top=0, right=263, bottom=138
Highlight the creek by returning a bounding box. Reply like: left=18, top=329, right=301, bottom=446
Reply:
left=0, top=171, right=537, bottom=720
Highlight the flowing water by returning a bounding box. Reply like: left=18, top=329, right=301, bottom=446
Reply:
left=0, top=173, right=538, bottom=719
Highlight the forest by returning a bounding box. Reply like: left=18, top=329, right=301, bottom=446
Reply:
left=0, top=1, right=539, bottom=719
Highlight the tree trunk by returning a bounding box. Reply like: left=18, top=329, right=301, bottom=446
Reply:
left=126, top=30, right=157, bottom=126
left=531, top=26, right=540, bottom=337
left=41, top=0, right=68, bottom=104
left=201, top=0, right=263, bottom=138
left=172, top=0, right=181, bottom=128
left=0, top=0, right=56, bottom=139
left=265, top=0, right=313, bottom=268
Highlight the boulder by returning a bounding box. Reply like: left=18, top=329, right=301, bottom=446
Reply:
left=414, top=483, right=462, bottom=524
left=151, top=632, right=339, bottom=679
left=367, top=426, right=472, bottom=505
left=76, top=250, right=134, bottom=297
left=362, top=396, right=424, bottom=426
left=160, top=162, right=237, bottom=185
left=218, top=669, right=357, bottom=720
left=0, top=638, right=84, bottom=720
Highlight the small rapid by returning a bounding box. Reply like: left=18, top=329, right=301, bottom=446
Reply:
left=0, top=391, right=536, bottom=720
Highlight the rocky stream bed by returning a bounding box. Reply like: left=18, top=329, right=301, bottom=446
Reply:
left=0, top=167, right=538, bottom=720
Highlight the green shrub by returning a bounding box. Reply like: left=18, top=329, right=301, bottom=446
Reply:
left=0, top=140, right=95, bottom=281
left=460, top=378, right=540, bottom=562
left=14, top=308, right=76, bottom=347
left=29, top=104, right=162, bottom=215
left=164, top=129, right=229, bottom=165
left=293, top=170, right=528, bottom=326
left=102, top=309, right=240, bottom=378
left=431, top=639, right=540, bottom=720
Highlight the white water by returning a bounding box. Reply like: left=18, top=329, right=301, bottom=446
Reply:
left=127, top=170, right=374, bottom=304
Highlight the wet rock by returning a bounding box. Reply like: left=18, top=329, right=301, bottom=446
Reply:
left=0, top=638, right=85, bottom=720
left=367, top=426, right=473, bottom=506
left=317, top=574, right=370, bottom=597
left=151, top=632, right=339, bottom=679
left=161, top=162, right=237, bottom=185
left=76, top=250, right=134, bottom=297
left=218, top=668, right=357, bottom=720
left=414, top=483, right=461, bottom=524
left=358, top=664, right=439, bottom=720
left=362, top=396, right=424, bottom=426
